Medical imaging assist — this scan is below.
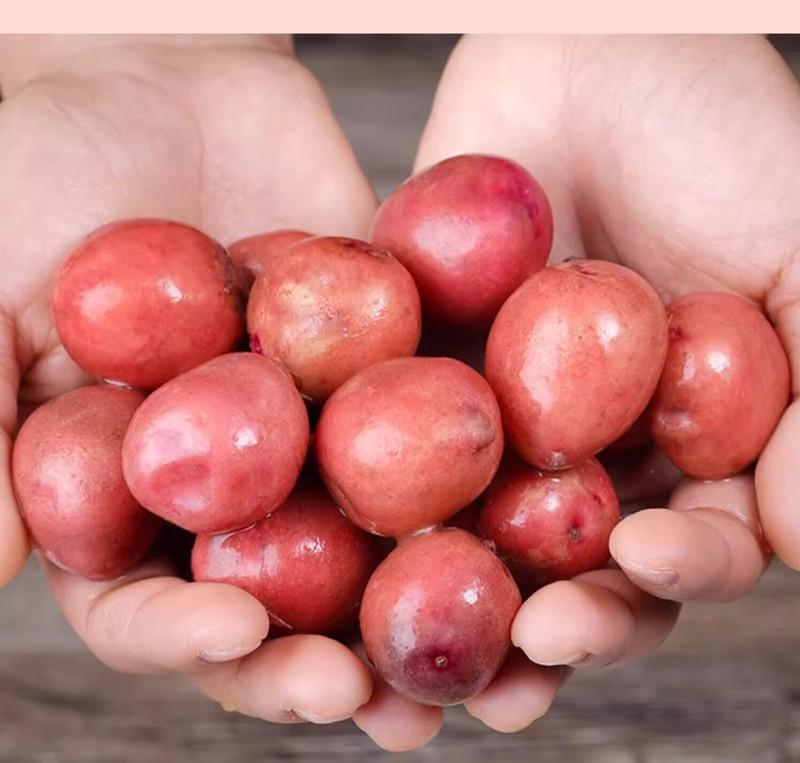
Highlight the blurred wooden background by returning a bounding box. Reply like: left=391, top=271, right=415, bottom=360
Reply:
left=1, top=34, right=800, bottom=763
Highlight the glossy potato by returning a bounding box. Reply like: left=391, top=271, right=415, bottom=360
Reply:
left=247, top=236, right=422, bottom=403
left=480, top=457, right=620, bottom=594
left=52, top=219, right=247, bottom=389
left=369, top=154, right=553, bottom=326
left=485, top=260, right=668, bottom=471
left=12, top=385, right=161, bottom=580
left=315, top=357, right=504, bottom=537
left=359, top=528, right=521, bottom=706
left=650, top=291, right=790, bottom=479
left=122, top=353, right=309, bottom=535
left=192, top=479, right=380, bottom=636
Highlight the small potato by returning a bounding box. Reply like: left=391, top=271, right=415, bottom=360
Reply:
left=359, top=528, right=521, bottom=707
left=122, top=353, right=309, bottom=535
left=247, top=236, right=422, bottom=403
left=191, top=479, right=380, bottom=636
left=479, top=457, right=620, bottom=595
left=315, top=357, right=504, bottom=537
left=12, top=385, right=161, bottom=580
left=52, top=219, right=247, bottom=390
left=228, top=229, right=311, bottom=278
left=650, top=291, right=790, bottom=479
left=485, top=260, right=668, bottom=471
left=369, top=154, right=553, bottom=327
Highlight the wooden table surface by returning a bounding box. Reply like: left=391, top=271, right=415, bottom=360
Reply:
left=1, top=34, right=800, bottom=763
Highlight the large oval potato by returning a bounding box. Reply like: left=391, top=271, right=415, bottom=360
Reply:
left=369, top=154, right=553, bottom=327
left=52, top=218, right=247, bottom=389
left=122, top=353, right=309, bottom=535
left=315, top=356, right=504, bottom=537
left=247, top=236, right=422, bottom=403
left=650, top=291, right=790, bottom=479
left=485, top=260, right=668, bottom=471
left=12, top=385, right=162, bottom=580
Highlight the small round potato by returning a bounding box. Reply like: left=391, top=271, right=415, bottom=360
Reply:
left=12, top=385, right=161, bottom=580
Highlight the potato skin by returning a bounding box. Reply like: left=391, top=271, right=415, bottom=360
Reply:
left=359, top=528, right=521, bottom=707
left=650, top=291, right=790, bottom=479
left=369, top=154, right=553, bottom=327
left=479, top=457, right=620, bottom=595
left=228, top=229, right=311, bottom=279
left=485, top=260, right=668, bottom=471
left=191, top=480, right=380, bottom=636
left=52, top=219, right=246, bottom=390
left=122, top=353, right=309, bottom=535
left=12, top=385, right=161, bottom=580
left=315, top=357, right=504, bottom=537
left=246, top=236, right=422, bottom=403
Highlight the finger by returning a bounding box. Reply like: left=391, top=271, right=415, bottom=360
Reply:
left=191, top=635, right=372, bottom=725
left=42, top=555, right=269, bottom=673
left=610, top=473, right=770, bottom=602
left=512, top=568, right=680, bottom=668
left=350, top=642, right=442, bottom=752
left=463, top=650, right=570, bottom=733
left=0, top=312, right=31, bottom=587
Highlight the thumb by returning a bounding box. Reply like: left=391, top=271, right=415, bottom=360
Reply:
left=755, top=276, right=800, bottom=570
left=0, top=310, right=32, bottom=588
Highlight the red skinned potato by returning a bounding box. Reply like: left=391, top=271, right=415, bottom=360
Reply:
left=369, top=154, right=553, bottom=327
left=247, top=236, right=422, bottom=403
left=12, top=385, right=161, bottom=580
left=228, top=229, right=311, bottom=278
left=52, top=219, right=247, bottom=389
left=360, top=528, right=521, bottom=706
left=192, top=479, right=380, bottom=636
left=479, top=457, right=620, bottom=595
left=485, top=259, right=668, bottom=471
left=122, top=353, right=309, bottom=535
left=315, top=357, right=504, bottom=537
left=650, top=291, right=790, bottom=479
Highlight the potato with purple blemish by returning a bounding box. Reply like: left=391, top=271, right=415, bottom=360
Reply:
left=12, top=385, right=162, bottom=580
left=369, top=154, right=553, bottom=327
left=246, top=236, right=421, bottom=403
left=359, top=528, right=521, bottom=706
left=315, top=357, right=504, bottom=537
left=122, top=353, right=309, bottom=535
left=485, top=259, right=668, bottom=471
left=479, top=456, right=620, bottom=595
left=52, top=219, right=247, bottom=390
left=650, top=291, right=790, bottom=479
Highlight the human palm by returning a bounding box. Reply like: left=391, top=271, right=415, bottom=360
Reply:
left=416, top=33, right=799, bottom=625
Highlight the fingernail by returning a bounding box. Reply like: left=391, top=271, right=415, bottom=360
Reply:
left=293, top=709, right=341, bottom=724
left=535, top=651, right=591, bottom=667
left=618, top=561, right=679, bottom=588
left=198, top=643, right=261, bottom=663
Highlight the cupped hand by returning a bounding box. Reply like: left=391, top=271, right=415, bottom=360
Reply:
left=0, top=32, right=406, bottom=745
left=363, top=32, right=800, bottom=735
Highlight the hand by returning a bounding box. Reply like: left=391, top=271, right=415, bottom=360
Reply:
left=395, top=32, right=800, bottom=726
left=0, top=32, right=393, bottom=740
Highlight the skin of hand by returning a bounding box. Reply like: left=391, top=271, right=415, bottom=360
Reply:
left=404, top=30, right=800, bottom=727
